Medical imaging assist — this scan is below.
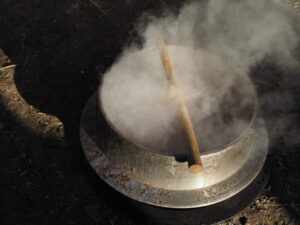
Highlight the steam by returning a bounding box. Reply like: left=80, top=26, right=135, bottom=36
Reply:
left=100, top=0, right=300, bottom=155
left=140, top=0, right=299, bottom=69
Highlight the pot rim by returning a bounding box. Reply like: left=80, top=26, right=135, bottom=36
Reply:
left=98, top=46, right=258, bottom=157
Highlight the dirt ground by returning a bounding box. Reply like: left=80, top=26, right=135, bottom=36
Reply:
left=1, top=0, right=300, bottom=225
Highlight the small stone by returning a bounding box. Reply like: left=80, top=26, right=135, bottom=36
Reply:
left=239, top=216, right=248, bottom=225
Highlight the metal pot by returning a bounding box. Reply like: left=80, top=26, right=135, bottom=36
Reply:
left=81, top=47, right=268, bottom=209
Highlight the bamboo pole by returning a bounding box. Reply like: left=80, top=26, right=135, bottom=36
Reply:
left=158, top=38, right=203, bottom=173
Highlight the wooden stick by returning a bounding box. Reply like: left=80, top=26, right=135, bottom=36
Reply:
left=178, top=101, right=203, bottom=173
left=158, top=38, right=178, bottom=98
left=158, top=38, right=203, bottom=173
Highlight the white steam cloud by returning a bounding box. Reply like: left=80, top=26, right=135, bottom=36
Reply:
left=100, top=0, right=300, bottom=155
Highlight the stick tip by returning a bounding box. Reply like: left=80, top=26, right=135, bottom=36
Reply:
left=189, top=164, right=203, bottom=173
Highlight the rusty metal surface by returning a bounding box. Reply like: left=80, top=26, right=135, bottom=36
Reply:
left=80, top=91, right=268, bottom=208
left=129, top=162, right=270, bottom=225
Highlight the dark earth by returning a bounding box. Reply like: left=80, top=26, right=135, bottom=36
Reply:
left=1, top=0, right=300, bottom=224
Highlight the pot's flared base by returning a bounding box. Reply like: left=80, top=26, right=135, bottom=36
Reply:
left=128, top=163, right=269, bottom=225
left=80, top=93, right=270, bottom=224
